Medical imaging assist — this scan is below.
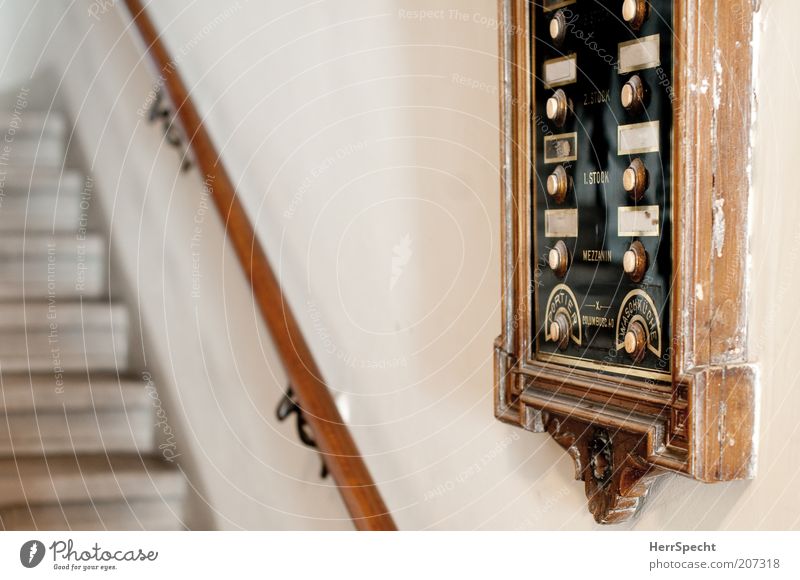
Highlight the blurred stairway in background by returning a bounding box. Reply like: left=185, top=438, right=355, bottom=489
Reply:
left=0, top=109, right=187, bottom=530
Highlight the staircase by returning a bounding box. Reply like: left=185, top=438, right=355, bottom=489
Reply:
left=0, top=110, right=187, bottom=530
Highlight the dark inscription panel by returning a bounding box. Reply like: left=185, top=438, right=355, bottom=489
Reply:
left=531, top=0, right=673, bottom=383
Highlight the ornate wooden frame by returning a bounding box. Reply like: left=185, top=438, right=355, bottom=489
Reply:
left=495, top=0, right=759, bottom=523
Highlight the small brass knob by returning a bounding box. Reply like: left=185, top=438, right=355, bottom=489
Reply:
left=623, top=240, right=648, bottom=283
left=548, top=240, right=570, bottom=278
left=623, top=158, right=649, bottom=200
left=549, top=10, right=567, bottom=45
left=549, top=312, right=571, bottom=351
left=621, top=75, right=646, bottom=113
left=546, top=165, right=570, bottom=204
left=546, top=89, right=570, bottom=128
left=622, top=0, right=648, bottom=30
left=624, top=320, right=648, bottom=361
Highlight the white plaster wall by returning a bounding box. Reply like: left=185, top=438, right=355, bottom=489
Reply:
left=5, top=0, right=797, bottom=529
left=0, top=0, right=54, bottom=90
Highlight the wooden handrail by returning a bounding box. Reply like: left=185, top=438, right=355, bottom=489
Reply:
left=121, top=0, right=396, bottom=531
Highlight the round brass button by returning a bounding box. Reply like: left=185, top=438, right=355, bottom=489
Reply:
left=546, top=165, right=570, bottom=204
left=621, top=75, right=645, bottom=113
left=624, top=320, right=648, bottom=361
left=546, top=89, right=570, bottom=128
left=622, top=0, right=648, bottom=29
left=549, top=10, right=567, bottom=45
left=550, top=312, right=571, bottom=351
left=548, top=240, right=570, bottom=278
left=623, top=158, right=649, bottom=201
left=623, top=240, right=648, bottom=283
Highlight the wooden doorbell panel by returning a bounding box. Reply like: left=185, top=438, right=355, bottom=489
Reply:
left=495, top=0, right=759, bottom=523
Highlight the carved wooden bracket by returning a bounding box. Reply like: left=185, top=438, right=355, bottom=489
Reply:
left=548, top=415, right=664, bottom=524
left=495, top=0, right=759, bottom=523
left=496, top=341, right=669, bottom=523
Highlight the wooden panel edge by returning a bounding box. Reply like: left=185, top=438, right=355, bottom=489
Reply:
left=689, top=364, right=760, bottom=481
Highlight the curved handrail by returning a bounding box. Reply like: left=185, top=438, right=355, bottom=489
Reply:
left=121, top=0, right=396, bottom=531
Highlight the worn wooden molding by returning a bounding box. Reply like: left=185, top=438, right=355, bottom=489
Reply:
left=495, top=0, right=759, bottom=523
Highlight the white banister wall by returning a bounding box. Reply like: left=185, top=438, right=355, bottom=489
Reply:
left=5, top=0, right=798, bottom=529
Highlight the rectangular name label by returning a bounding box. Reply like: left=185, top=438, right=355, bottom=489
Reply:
left=618, top=121, right=660, bottom=155
left=544, top=133, right=577, bottom=164
left=618, top=206, right=660, bottom=237
left=618, top=34, right=660, bottom=73
left=545, top=209, right=578, bottom=238
left=544, top=55, right=577, bottom=88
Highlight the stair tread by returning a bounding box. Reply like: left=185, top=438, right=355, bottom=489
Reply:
left=0, top=412, right=153, bottom=457
left=0, top=302, right=130, bottom=373
left=0, top=111, right=66, bottom=138
left=0, top=453, right=175, bottom=474
left=0, top=234, right=104, bottom=256
left=0, top=235, right=105, bottom=298
left=0, top=301, right=127, bottom=327
left=0, top=170, right=86, bottom=233
left=0, top=167, right=82, bottom=187
left=0, top=235, right=106, bottom=300
left=0, top=497, right=186, bottom=531
left=0, top=374, right=150, bottom=413
left=0, top=454, right=185, bottom=508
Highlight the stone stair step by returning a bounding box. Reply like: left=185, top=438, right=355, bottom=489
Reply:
left=0, top=170, right=87, bottom=232
left=0, top=407, right=152, bottom=456
left=0, top=235, right=106, bottom=299
left=0, top=498, right=186, bottom=531
left=0, top=454, right=185, bottom=508
left=0, top=111, right=67, bottom=139
left=0, top=375, right=152, bottom=456
left=0, top=374, right=149, bottom=414
left=0, top=302, right=129, bottom=372
left=0, top=112, right=67, bottom=168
